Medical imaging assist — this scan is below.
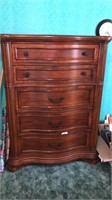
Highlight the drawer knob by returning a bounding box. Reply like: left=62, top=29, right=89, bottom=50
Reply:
left=82, top=51, right=88, bottom=56
left=48, top=142, right=64, bottom=149
left=48, top=120, right=64, bottom=128
left=48, top=96, right=65, bottom=104
left=24, top=51, right=29, bottom=57
left=23, top=72, right=30, bottom=78
left=81, top=71, right=86, bottom=76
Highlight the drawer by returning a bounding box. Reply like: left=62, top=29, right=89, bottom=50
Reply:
left=17, top=110, right=92, bottom=134
left=20, top=132, right=90, bottom=153
left=14, top=65, right=96, bottom=83
left=16, top=86, right=94, bottom=111
left=12, top=43, right=99, bottom=63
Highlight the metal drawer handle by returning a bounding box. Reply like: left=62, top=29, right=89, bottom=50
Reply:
left=48, top=120, right=64, bottom=128
left=24, top=51, right=29, bottom=57
left=23, top=72, right=30, bottom=78
left=82, top=51, right=88, bottom=56
left=48, top=142, right=64, bottom=149
left=48, top=96, right=65, bottom=104
left=81, top=71, right=86, bottom=76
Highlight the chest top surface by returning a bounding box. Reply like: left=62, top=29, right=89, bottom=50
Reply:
left=1, top=34, right=111, bottom=42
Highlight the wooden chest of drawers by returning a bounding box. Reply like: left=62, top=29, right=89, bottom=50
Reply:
left=1, top=34, right=111, bottom=172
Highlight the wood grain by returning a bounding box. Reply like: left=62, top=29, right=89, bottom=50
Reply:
left=1, top=34, right=111, bottom=172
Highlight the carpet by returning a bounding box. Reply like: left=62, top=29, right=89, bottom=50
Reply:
left=0, top=161, right=111, bottom=199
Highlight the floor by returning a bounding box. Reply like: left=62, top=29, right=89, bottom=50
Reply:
left=0, top=161, right=111, bottom=200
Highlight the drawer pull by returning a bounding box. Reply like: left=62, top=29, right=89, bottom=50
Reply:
left=48, top=120, right=64, bottom=128
left=48, top=96, right=65, bottom=104
left=48, top=142, right=64, bottom=149
left=81, top=71, right=86, bottom=76
left=24, top=51, right=29, bottom=57
left=82, top=51, right=88, bottom=56
left=23, top=72, right=30, bottom=78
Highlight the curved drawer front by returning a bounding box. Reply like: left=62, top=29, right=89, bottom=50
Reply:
left=16, top=86, right=94, bottom=111
left=17, top=111, right=92, bottom=134
left=14, top=66, right=96, bottom=83
left=12, top=43, right=99, bottom=63
left=20, top=132, right=90, bottom=153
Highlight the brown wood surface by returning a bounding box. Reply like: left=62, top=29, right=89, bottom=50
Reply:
left=1, top=34, right=111, bottom=172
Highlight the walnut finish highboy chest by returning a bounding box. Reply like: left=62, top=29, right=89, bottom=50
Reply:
left=1, top=34, right=111, bottom=172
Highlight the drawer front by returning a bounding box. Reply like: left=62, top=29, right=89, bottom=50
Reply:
left=16, top=86, right=94, bottom=111
left=12, top=43, right=99, bottom=63
left=14, top=66, right=96, bottom=83
left=20, top=132, right=90, bottom=153
left=17, top=111, right=92, bottom=134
